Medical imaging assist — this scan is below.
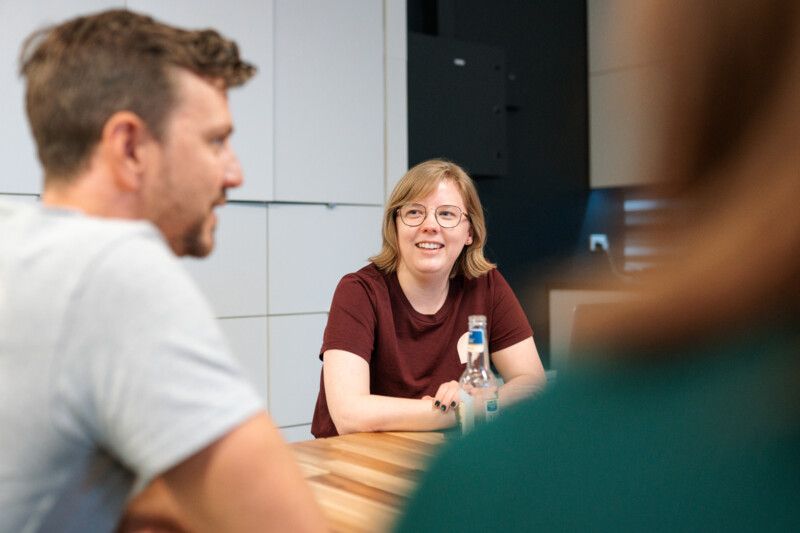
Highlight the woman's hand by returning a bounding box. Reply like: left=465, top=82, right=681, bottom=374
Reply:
left=324, top=350, right=457, bottom=433
left=424, top=380, right=461, bottom=414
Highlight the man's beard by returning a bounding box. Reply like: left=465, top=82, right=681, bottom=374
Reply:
left=182, top=217, right=213, bottom=258
left=182, top=192, right=224, bottom=257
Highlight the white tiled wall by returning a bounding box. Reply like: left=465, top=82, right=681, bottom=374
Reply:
left=1, top=0, right=407, bottom=437
left=280, top=424, right=313, bottom=443
left=0, top=0, right=123, bottom=195
left=385, top=0, right=409, bottom=194
left=267, top=204, right=383, bottom=315
left=129, top=0, right=276, bottom=202
left=273, top=0, right=384, bottom=204
left=183, top=204, right=268, bottom=318
left=220, top=316, right=270, bottom=403
left=267, top=314, right=328, bottom=427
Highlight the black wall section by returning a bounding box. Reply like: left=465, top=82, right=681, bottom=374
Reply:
left=408, top=34, right=508, bottom=176
left=408, top=0, right=589, bottom=366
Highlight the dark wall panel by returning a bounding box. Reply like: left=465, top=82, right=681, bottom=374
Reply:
left=408, top=0, right=589, bottom=365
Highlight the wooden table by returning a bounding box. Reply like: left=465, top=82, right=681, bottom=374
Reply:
left=291, top=431, right=446, bottom=533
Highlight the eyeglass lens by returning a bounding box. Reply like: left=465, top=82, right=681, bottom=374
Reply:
left=399, top=204, right=463, bottom=228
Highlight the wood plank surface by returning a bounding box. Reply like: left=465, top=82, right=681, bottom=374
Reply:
left=291, top=431, right=446, bottom=533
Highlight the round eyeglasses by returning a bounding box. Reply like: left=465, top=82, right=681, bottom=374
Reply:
left=397, top=203, right=468, bottom=228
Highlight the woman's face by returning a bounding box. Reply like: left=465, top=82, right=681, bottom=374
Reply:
left=395, top=180, right=473, bottom=282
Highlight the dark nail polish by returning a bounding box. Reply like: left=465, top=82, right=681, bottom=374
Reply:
left=440, top=404, right=447, bottom=412
left=450, top=401, right=457, bottom=408
left=434, top=400, right=441, bottom=407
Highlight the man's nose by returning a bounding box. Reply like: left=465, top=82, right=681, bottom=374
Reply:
left=223, top=151, right=244, bottom=188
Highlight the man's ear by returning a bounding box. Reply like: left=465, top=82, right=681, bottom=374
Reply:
left=101, top=111, right=156, bottom=192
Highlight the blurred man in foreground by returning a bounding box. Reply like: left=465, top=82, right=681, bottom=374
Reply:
left=0, top=9, right=323, bottom=532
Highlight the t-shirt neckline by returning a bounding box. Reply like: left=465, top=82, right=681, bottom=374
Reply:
left=387, top=270, right=461, bottom=324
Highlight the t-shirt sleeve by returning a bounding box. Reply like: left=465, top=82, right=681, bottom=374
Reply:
left=320, top=273, right=377, bottom=363
left=489, top=269, right=534, bottom=352
left=53, top=234, right=263, bottom=494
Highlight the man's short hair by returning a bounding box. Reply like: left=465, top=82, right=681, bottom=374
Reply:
left=19, top=9, right=255, bottom=182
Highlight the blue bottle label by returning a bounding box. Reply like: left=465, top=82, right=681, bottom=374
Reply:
left=485, top=398, right=499, bottom=421
left=468, top=329, right=484, bottom=345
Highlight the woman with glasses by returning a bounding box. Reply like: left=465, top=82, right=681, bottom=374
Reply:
left=311, top=159, right=545, bottom=437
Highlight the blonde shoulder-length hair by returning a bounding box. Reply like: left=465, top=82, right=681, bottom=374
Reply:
left=370, top=159, right=495, bottom=279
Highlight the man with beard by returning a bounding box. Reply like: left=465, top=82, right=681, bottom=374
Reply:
left=0, top=9, right=324, bottom=532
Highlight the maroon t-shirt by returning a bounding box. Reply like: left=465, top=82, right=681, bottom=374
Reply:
left=311, top=263, right=533, bottom=438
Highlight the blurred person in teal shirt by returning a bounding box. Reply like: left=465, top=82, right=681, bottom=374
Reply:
left=396, top=0, right=800, bottom=530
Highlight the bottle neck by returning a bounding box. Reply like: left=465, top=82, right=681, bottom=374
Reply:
left=466, top=348, right=482, bottom=369
left=466, top=327, right=489, bottom=371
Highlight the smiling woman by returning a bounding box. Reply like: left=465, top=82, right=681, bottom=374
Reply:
left=310, top=159, right=546, bottom=438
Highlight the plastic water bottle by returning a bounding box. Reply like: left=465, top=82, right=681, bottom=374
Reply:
left=457, top=315, right=499, bottom=435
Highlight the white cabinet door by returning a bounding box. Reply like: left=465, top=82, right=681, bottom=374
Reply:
left=280, top=424, right=313, bottom=443
left=274, top=0, right=384, bottom=204
left=220, top=316, right=269, bottom=403
left=268, top=313, right=327, bottom=427
left=128, top=0, right=275, bottom=201
left=385, top=0, right=408, bottom=196
left=0, top=194, right=38, bottom=205
left=267, top=203, right=382, bottom=315
left=183, top=203, right=268, bottom=318
left=0, top=1, right=123, bottom=195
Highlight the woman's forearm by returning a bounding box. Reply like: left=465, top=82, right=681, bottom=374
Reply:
left=331, top=394, right=456, bottom=435
left=498, top=373, right=546, bottom=406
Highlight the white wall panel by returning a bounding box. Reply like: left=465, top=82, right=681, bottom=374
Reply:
left=274, top=0, right=384, bottom=204
left=385, top=56, right=409, bottom=197
left=219, top=316, right=269, bottom=403
left=0, top=1, right=122, bottom=195
left=384, top=0, right=408, bottom=197
left=268, top=314, right=327, bottom=427
left=183, top=203, right=268, bottom=317
left=280, top=424, right=313, bottom=443
left=385, top=0, right=407, bottom=61
left=128, top=0, right=275, bottom=201
left=267, top=204, right=382, bottom=315
left=0, top=194, right=38, bottom=205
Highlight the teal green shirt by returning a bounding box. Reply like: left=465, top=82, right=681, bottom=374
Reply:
left=396, top=331, right=800, bottom=532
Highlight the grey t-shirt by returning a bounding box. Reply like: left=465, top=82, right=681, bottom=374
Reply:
left=0, top=200, right=263, bottom=532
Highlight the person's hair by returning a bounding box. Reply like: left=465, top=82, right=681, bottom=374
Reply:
left=574, top=0, right=800, bottom=353
left=19, top=9, right=255, bottom=182
left=370, top=159, right=495, bottom=279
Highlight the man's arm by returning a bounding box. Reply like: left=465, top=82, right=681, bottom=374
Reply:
left=120, top=412, right=326, bottom=532
left=323, top=350, right=455, bottom=435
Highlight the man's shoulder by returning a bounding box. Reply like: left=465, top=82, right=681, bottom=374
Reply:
left=6, top=206, right=186, bottom=309
left=2, top=202, right=160, bottom=247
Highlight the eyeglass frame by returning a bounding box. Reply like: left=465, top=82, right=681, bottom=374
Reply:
left=396, top=203, right=470, bottom=229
